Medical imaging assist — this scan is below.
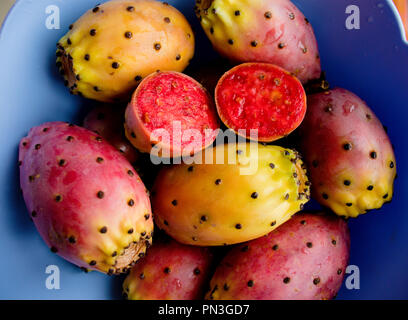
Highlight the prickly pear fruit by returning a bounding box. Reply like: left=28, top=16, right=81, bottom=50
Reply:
left=123, top=238, right=213, bottom=300
left=57, top=0, right=195, bottom=103
left=215, top=63, right=307, bottom=142
left=195, top=0, right=321, bottom=84
left=152, top=143, right=310, bottom=246
left=19, top=122, right=153, bottom=274
left=125, top=71, right=220, bottom=157
left=206, top=213, right=350, bottom=300
left=300, top=88, right=396, bottom=218
left=84, top=104, right=140, bottom=164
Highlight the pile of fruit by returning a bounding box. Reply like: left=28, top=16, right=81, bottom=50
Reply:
left=19, top=0, right=396, bottom=300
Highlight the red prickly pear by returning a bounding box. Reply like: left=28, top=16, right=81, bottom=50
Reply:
left=19, top=122, right=153, bottom=274
left=83, top=104, right=140, bottom=164
left=300, top=88, right=396, bottom=218
left=207, top=213, right=350, bottom=300
left=195, top=0, right=321, bottom=84
left=123, top=238, right=213, bottom=300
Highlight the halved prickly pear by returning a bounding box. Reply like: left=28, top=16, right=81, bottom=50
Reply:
left=57, top=0, right=195, bottom=102
left=215, top=63, right=307, bottom=142
left=123, top=238, right=213, bottom=300
left=19, top=122, right=153, bottom=274
left=125, top=71, right=220, bottom=158
left=300, top=88, right=396, bottom=218
left=206, top=213, right=350, bottom=300
left=152, top=143, right=310, bottom=246
left=195, top=0, right=321, bottom=84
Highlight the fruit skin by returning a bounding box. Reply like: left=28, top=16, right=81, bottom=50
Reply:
left=84, top=104, right=140, bottom=164
left=195, top=0, right=321, bottom=84
left=152, top=143, right=310, bottom=246
left=125, top=71, right=219, bottom=158
left=206, top=213, right=350, bottom=300
left=300, top=88, right=396, bottom=218
left=57, top=0, right=195, bottom=103
left=215, top=63, right=307, bottom=142
left=123, top=238, right=213, bottom=300
left=19, top=122, right=153, bottom=274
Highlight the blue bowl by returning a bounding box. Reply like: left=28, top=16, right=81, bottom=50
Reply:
left=0, top=0, right=407, bottom=299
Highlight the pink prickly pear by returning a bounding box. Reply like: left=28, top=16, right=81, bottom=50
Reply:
left=123, top=238, right=213, bottom=300
left=19, top=122, right=153, bottom=274
left=207, top=213, right=350, bottom=300
left=300, top=88, right=396, bottom=218
left=195, top=0, right=321, bottom=84
left=83, top=104, right=140, bottom=164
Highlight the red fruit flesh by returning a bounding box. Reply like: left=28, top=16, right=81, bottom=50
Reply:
left=207, top=213, right=350, bottom=300
left=215, top=63, right=306, bottom=142
left=125, top=71, right=219, bottom=157
left=124, top=239, right=213, bottom=300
